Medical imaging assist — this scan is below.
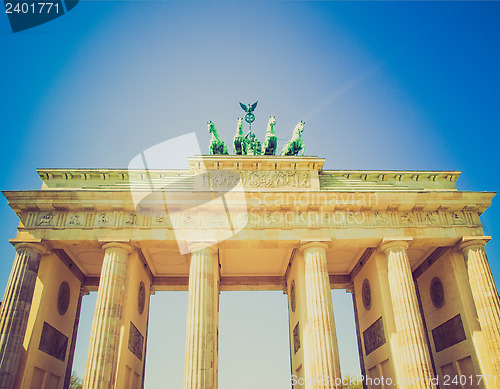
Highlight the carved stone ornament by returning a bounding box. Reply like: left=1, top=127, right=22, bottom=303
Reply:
left=363, top=317, right=386, bottom=355
left=57, top=281, right=70, bottom=315
left=138, top=281, right=146, bottom=315
left=290, top=280, right=296, bottom=313
left=293, top=322, right=301, bottom=354
left=37, top=212, right=54, bottom=226
left=39, top=322, right=68, bottom=361
left=362, top=279, right=371, bottom=310
left=96, top=212, right=109, bottom=224
left=27, top=208, right=479, bottom=230
left=432, top=314, right=466, bottom=352
left=126, top=213, right=138, bottom=225
left=430, top=277, right=445, bottom=309
left=68, top=214, right=82, bottom=226
left=128, top=321, right=144, bottom=360
left=202, top=170, right=311, bottom=189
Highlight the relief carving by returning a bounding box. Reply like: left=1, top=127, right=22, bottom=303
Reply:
left=424, top=212, right=437, bottom=225
left=290, top=280, right=296, bottom=313
left=374, top=212, right=389, bottom=225
left=57, top=282, right=70, bottom=315
left=125, top=213, right=138, bottom=226
left=68, top=214, right=82, bottom=226
left=363, top=317, right=385, bottom=355
left=27, top=207, right=481, bottom=231
left=203, top=170, right=311, bottom=189
left=37, top=213, right=54, bottom=226
left=128, top=321, right=144, bottom=361
left=96, top=212, right=110, bottom=225
left=210, top=213, right=225, bottom=226
left=432, top=314, right=466, bottom=352
left=293, top=322, right=301, bottom=354
left=39, top=322, right=68, bottom=362
left=400, top=212, right=413, bottom=224
left=430, top=277, right=445, bottom=308
left=138, top=282, right=146, bottom=315
left=202, top=171, right=240, bottom=189
left=152, top=214, right=171, bottom=227
left=265, top=212, right=281, bottom=225
left=451, top=212, right=466, bottom=225
left=362, top=279, right=371, bottom=310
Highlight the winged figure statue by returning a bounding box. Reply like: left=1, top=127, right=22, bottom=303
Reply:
left=239, top=101, right=258, bottom=113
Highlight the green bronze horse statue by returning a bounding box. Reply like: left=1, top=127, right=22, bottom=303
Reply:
left=233, top=118, right=247, bottom=155
left=281, top=121, right=305, bottom=156
left=262, top=116, right=278, bottom=156
left=208, top=121, right=229, bottom=155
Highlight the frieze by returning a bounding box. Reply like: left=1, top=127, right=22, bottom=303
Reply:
left=201, top=170, right=312, bottom=189
left=24, top=209, right=480, bottom=230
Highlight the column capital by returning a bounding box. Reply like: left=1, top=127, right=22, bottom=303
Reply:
left=101, top=241, right=133, bottom=254
left=187, top=242, right=218, bottom=254
left=379, top=237, right=413, bottom=253
left=299, top=238, right=330, bottom=253
left=458, top=236, right=491, bottom=251
left=12, top=241, right=48, bottom=255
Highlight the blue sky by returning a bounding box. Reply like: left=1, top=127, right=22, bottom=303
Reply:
left=1, top=1, right=499, bottom=387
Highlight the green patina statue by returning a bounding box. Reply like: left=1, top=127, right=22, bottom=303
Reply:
left=209, top=102, right=305, bottom=156
left=281, top=121, right=305, bottom=156
left=233, top=118, right=247, bottom=155
left=245, top=130, right=262, bottom=155
left=262, top=116, right=278, bottom=156
left=239, top=101, right=258, bottom=126
left=208, top=121, right=229, bottom=155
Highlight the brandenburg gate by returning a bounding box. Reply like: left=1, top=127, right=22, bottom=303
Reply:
left=0, top=155, right=499, bottom=388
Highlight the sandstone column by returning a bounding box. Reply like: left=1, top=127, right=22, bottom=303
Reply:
left=301, top=242, right=341, bottom=389
left=380, top=238, right=435, bottom=389
left=0, top=243, right=45, bottom=389
left=459, top=237, right=500, bottom=375
left=83, top=242, right=132, bottom=389
left=183, top=244, right=219, bottom=389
